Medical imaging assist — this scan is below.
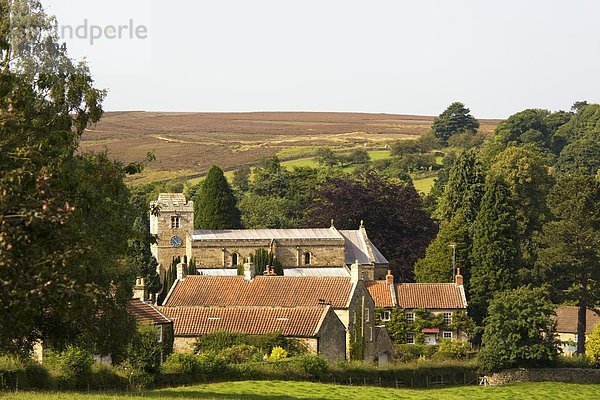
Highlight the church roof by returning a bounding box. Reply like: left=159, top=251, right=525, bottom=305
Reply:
left=158, top=305, right=333, bottom=337
left=163, top=275, right=355, bottom=308
left=192, top=227, right=344, bottom=241
left=283, top=267, right=350, bottom=277
left=339, top=229, right=388, bottom=265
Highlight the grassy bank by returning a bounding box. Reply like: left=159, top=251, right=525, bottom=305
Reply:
left=2, top=381, right=599, bottom=400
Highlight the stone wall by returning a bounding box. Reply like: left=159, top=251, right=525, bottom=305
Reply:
left=317, top=308, right=347, bottom=362
left=485, top=368, right=600, bottom=386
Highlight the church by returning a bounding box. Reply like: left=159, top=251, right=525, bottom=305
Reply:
left=150, top=193, right=389, bottom=282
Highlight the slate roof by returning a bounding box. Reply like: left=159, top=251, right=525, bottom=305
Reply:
left=283, top=267, right=350, bottom=277
left=158, top=306, right=331, bottom=337
left=192, top=228, right=344, bottom=241
left=128, top=299, right=171, bottom=325
left=339, top=230, right=388, bottom=265
left=555, top=306, right=600, bottom=334
left=163, top=275, right=355, bottom=308
left=365, top=281, right=395, bottom=308
left=396, top=283, right=467, bottom=309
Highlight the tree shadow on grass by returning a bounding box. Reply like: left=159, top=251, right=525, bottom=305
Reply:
left=140, top=390, right=306, bottom=400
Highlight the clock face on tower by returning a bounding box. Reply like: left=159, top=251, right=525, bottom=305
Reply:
left=170, top=235, right=183, bottom=248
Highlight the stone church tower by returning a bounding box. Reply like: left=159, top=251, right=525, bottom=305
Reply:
left=150, top=193, right=194, bottom=282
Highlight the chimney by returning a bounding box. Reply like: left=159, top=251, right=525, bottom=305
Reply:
left=176, top=261, right=187, bottom=280
left=386, top=270, right=394, bottom=285
left=455, top=267, right=463, bottom=286
left=244, top=260, right=256, bottom=281
left=133, top=277, right=149, bottom=302
left=350, top=260, right=362, bottom=283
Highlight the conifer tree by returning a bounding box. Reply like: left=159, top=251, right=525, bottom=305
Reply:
left=194, top=165, right=241, bottom=229
left=469, top=177, right=522, bottom=325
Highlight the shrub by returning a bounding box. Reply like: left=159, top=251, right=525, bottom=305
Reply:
left=437, top=339, right=470, bottom=359
left=0, top=354, right=52, bottom=390
left=295, top=355, right=328, bottom=378
left=394, top=344, right=438, bottom=361
left=194, top=331, right=307, bottom=356
left=127, top=324, right=164, bottom=374
left=219, top=344, right=262, bottom=364
left=44, top=346, right=93, bottom=386
left=555, top=354, right=594, bottom=368
left=196, top=352, right=228, bottom=375
left=162, top=353, right=200, bottom=374
left=268, top=346, right=288, bottom=361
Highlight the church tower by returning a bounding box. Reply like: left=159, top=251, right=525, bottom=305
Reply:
left=150, top=193, right=194, bottom=283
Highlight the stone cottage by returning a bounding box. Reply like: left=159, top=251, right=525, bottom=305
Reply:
left=554, top=305, right=600, bottom=356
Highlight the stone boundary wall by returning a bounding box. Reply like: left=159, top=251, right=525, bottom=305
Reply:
left=485, top=368, right=600, bottom=386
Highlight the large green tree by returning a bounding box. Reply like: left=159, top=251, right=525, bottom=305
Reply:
left=432, top=102, right=479, bottom=143
left=536, top=174, right=600, bottom=355
left=479, top=286, right=558, bottom=373
left=469, top=177, right=522, bottom=325
left=193, top=165, right=241, bottom=229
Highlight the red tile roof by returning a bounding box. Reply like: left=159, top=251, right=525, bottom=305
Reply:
left=128, top=299, right=171, bottom=325
left=158, top=306, right=331, bottom=337
left=555, top=306, right=600, bottom=334
left=395, top=283, right=466, bottom=309
left=164, top=276, right=354, bottom=308
left=365, top=281, right=395, bottom=308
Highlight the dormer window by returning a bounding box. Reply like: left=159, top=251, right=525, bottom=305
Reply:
left=171, top=216, right=180, bottom=229
left=304, top=252, right=311, bottom=265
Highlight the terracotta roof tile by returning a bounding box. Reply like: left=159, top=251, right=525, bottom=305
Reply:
left=158, top=306, right=330, bottom=337
left=555, top=306, right=600, bottom=334
left=365, top=281, right=395, bottom=308
left=164, top=276, right=354, bottom=308
left=395, top=283, right=466, bottom=309
left=128, top=299, right=171, bottom=325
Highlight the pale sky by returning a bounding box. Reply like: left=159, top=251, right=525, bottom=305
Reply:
left=41, top=0, right=600, bottom=118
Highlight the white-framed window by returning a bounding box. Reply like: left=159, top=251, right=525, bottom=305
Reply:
left=369, top=327, right=373, bottom=342
left=406, top=332, right=415, bottom=344
left=156, top=325, right=164, bottom=343
left=365, top=307, right=370, bottom=322
left=170, top=216, right=180, bottom=229
left=381, top=310, right=391, bottom=322
left=304, top=252, right=311, bottom=265
left=443, top=312, right=453, bottom=325
left=406, top=312, right=415, bottom=323
left=442, top=331, right=453, bottom=340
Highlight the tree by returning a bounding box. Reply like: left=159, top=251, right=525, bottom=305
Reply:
left=127, top=207, right=161, bottom=295
left=193, top=165, right=241, bottom=229
left=536, top=174, right=600, bottom=355
left=315, top=147, right=340, bottom=167
left=345, top=148, right=370, bottom=165
left=239, top=193, right=293, bottom=228
left=469, top=177, right=521, bottom=325
left=232, top=165, right=251, bottom=192
left=432, top=102, right=479, bottom=143
left=586, top=323, right=600, bottom=362
left=306, top=173, right=437, bottom=281
left=251, top=156, right=289, bottom=197
left=489, top=145, right=553, bottom=267
left=0, top=0, right=139, bottom=355
left=555, top=136, right=600, bottom=176
left=479, top=286, right=559, bottom=373
left=434, top=149, right=485, bottom=224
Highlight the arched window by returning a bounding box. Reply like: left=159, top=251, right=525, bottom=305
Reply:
left=304, top=252, right=311, bottom=265
left=231, top=252, right=239, bottom=266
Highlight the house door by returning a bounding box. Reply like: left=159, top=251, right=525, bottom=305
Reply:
left=424, top=334, right=437, bottom=345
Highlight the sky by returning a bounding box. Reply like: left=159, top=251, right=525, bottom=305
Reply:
left=41, top=0, right=600, bottom=118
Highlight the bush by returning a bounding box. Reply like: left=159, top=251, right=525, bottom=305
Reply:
left=196, top=352, right=228, bottom=375
left=127, top=324, right=164, bottom=374
left=394, top=344, right=438, bottom=361
left=194, top=331, right=306, bottom=356
left=44, top=346, right=93, bottom=387
left=268, top=346, right=288, bottom=361
left=162, top=353, right=201, bottom=374
left=295, top=355, right=328, bottom=378
left=555, top=354, right=594, bottom=369
left=437, top=339, right=470, bottom=359
left=0, top=354, right=52, bottom=390
left=219, top=344, right=262, bottom=364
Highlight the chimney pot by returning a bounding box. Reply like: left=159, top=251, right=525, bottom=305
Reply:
left=244, top=261, right=256, bottom=281
left=386, top=270, right=394, bottom=285
left=455, top=267, right=463, bottom=286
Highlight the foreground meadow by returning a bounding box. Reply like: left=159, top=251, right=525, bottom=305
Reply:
left=1, top=381, right=599, bottom=400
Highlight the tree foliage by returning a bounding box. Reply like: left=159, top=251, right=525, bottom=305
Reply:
left=306, top=173, right=436, bottom=281
left=193, top=165, right=241, bottom=229
left=432, top=102, right=479, bottom=143
left=479, top=286, right=558, bottom=373
left=469, top=177, right=521, bottom=325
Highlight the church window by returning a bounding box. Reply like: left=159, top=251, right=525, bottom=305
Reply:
left=304, top=252, right=311, bottom=265
left=231, top=252, right=239, bottom=266
left=171, top=216, right=181, bottom=229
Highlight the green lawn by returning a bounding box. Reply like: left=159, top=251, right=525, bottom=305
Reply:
left=2, top=381, right=598, bottom=400
left=412, top=176, right=436, bottom=194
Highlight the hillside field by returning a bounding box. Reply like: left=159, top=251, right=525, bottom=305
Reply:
left=1, top=381, right=598, bottom=400
left=79, top=111, right=499, bottom=186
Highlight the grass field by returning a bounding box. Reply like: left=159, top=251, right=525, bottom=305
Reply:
left=1, top=381, right=598, bottom=400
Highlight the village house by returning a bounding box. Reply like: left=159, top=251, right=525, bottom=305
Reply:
left=554, top=305, right=600, bottom=356
left=366, top=269, right=468, bottom=345
left=149, top=193, right=389, bottom=282
left=159, top=259, right=393, bottom=362
left=158, top=305, right=345, bottom=361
